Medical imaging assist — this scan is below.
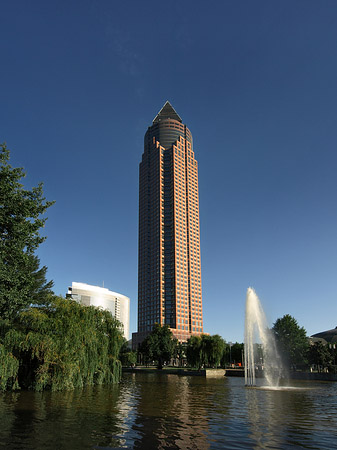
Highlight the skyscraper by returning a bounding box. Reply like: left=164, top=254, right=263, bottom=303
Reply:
left=133, top=102, right=203, bottom=346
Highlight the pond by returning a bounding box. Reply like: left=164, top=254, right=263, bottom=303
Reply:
left=1, top=373, right=337, bottom=449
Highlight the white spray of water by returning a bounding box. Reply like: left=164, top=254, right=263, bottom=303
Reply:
left=244, top=288, right=283, bottom=387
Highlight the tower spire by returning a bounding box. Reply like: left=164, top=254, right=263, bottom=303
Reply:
left=153, top=101, right=182, bottom=124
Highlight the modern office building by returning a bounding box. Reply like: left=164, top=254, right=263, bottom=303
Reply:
left=67, top=282, right=130, bottom=340
left=133, top=101, right=203, bottom=347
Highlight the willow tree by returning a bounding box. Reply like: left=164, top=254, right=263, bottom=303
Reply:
left=186, top=335, right=226, bottom=369
left=202, top=334, right=226, bottom=368
left=186, top=335, right=203, bottom=369
left=0, top=297, right=124, bottom=391
left=0, top=143, right=54, bottom=319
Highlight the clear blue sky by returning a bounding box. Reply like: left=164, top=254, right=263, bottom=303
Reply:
left=1, top=0, right=337, bottom=342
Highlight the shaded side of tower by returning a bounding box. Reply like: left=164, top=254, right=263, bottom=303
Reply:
left=133, top=102, right=204, bottom=348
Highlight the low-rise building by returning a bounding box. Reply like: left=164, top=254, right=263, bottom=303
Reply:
left=311, top=327, right=337, bottom=345
left=67, top=282, right=130, bottom=340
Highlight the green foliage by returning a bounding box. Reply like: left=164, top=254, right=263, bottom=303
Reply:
left=120, top=351, right=137, bottom=367
left=201, top=334, right=225, bottom=368
left=308, top=342, right=333, bottom=371
left=186, top=334, right=226, bottom=369
left=119, top=338, right=137, bottom=367
left=272, top=314, right=309, bottom=370
left=186, top=335, right=202, bottom=369
left=175, top=342, right=186, bottom=367
left=139, top=323, right=177, bottom=369
left=138, top=333, right=154, bottom=366
left=0, top=297, right=124, bottom=391
left=0, top=143, right=54, bottom=319
left=220, top=342, right=244, bottom=367
left=230, top=343, right=244, bottom=364
left=0, top=342, right=20, bottom=390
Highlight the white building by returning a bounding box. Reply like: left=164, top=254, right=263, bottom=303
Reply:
left=67, top=282, right=130, bottom=340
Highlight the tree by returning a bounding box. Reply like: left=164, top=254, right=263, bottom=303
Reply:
left=186, top=335, right=202, bottom=369
left=201, top=335, right=226, bottom=368
left=0, top=144, right=54, bottom=319
left=120, top=351, right=137, bottom=367
left=119, top=338, right=137, bottom=367
left=0, top=297, right=124, bottom=391
left=220, top=343, right=230, bottom=367
left=140, top=323, right=177, bottom=369
left=139, top=334, right=154, bottom=366
left=272, top=314, right=309, bottom=370
left=186, top=334, right=226, bottom=369
left=308, top=342, right=332, bottom=372
left=231, top=342, right=244, bottom=366
left=175, top=342, right=186, bottom=367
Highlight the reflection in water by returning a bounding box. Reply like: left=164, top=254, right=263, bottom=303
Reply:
left=246, top=380, right=336, bottom=450
left=246, top=386, right=284, bottom=449
left=129, top=374, right=212, bottom=449
left=1, top=375, right=337, bottom=449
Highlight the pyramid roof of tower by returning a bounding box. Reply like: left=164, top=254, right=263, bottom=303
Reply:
left=153, top=101, right=182, bottom=124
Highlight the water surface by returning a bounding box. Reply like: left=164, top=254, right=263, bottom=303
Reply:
left=1, top=374, right=337, bottom=449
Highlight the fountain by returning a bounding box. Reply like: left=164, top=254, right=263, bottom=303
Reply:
left=244, top=288, right=283, bottom=387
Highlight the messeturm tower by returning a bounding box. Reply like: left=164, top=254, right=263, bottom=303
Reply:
left=133, top=102, right=203, bottom=347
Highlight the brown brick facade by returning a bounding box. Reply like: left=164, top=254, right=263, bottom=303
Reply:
left=133, top=102, right=203, bottom=347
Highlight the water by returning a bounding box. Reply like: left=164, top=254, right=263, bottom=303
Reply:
left=245, top=288, right=283, bottom=387
left=1, top=374, right=337, bottom=449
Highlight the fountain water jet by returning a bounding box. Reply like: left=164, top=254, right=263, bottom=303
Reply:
left=244, top=288, right=283, bottom=387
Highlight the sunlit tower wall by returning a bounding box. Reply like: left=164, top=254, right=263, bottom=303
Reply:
left=133, top=102, right=203, bottom=347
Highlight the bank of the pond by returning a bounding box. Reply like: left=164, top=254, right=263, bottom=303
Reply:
left=224, top=368, right=337, bottom=381
left=123, top=367, right=337, bottom=381
left=122, top=367, right=226, bottom=377
left=289, top=371, right=337, bottom=381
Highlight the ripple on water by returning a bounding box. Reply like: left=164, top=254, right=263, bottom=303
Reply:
left=1, top=375, right=337, bottom=449
left=256, top=385, right=314, bottom=391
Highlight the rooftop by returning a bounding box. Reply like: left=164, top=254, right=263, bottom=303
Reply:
left=311, top=327, right=337, bottom=344
left=153, top=101, right=182, bottom=124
